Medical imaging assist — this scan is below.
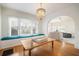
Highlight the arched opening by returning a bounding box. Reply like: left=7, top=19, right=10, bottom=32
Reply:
left=48, top=16, right=76, bottom=44
left=48, top=16, right=75, bottom=34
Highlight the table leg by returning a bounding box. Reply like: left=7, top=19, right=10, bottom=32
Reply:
left=52, top=41, right=54, bottom=48
left=28, top=49, right=31, bottom=56
left=23, top=48, right=25, bottom=56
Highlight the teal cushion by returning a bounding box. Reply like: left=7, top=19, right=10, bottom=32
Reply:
left=32, top=34, right=45, bottom=36
left=1, top=34, right=45, bottom=41
left=1, top=36, right=20, bottom=40
left=19, top=35, right=33, bottom=38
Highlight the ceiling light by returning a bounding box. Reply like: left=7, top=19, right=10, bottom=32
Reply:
left=36, top=3, right=46, bottom=20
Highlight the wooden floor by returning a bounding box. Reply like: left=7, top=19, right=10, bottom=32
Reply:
left=24, top=40, right=79, bottom=56
left=3, top=40, right=79, bottom=56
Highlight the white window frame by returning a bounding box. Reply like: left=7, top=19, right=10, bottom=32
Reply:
left=9, top=17, right=38, bottom=36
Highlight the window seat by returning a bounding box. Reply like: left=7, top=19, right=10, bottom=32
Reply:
left=1, top=34, right=45, bottom=41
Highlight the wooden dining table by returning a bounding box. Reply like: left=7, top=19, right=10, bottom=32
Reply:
left=22, top=38, right=55, bottom=56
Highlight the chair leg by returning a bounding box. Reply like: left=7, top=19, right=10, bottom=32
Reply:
left=23, top=48, right=32, bottom=56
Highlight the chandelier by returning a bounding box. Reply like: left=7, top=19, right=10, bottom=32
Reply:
left=36, top=3, right=46, bottom=20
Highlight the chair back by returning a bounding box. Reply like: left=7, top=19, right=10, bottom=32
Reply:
left=20, top=38, right=32, bottom=49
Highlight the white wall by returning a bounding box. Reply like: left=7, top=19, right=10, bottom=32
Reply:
left=42, top=7, right=77, bottom=34
left=1, top=6, right=38, bottom=37
left=38, top=20, right=43, bottom=33
left=42, top=6, right=79, bottom=48
left=74, top=16, right=79, bottom=48
left=59, top=16, right=75, bottom=33
left=0, top=5, right=1, bottom=38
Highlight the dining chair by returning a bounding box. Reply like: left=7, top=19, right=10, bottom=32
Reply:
left=20, top=38, right=33, bottom=56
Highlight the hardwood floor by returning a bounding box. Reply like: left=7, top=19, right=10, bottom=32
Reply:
left=25, top=40, right=79, bottom=56
left=2, top=40, right=79, bottom=56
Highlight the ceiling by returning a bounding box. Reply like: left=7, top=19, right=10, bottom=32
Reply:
left=1, top=3, right=79, bottom=16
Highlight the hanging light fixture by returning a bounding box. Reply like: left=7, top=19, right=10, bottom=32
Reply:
left=36, top=3, right=46, bottom=20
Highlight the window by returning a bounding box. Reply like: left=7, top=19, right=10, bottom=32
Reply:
left=9, top=17, right=19, bottom=35
left=20, top=19, right=36, bottom=35
left=9, top=17, right=37, bottom=36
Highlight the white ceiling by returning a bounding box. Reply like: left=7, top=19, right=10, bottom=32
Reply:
left=1, top=3, right=79, bottom=16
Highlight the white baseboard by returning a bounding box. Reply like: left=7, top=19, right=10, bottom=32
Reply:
left=75, top=44, right=79, bottom=49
